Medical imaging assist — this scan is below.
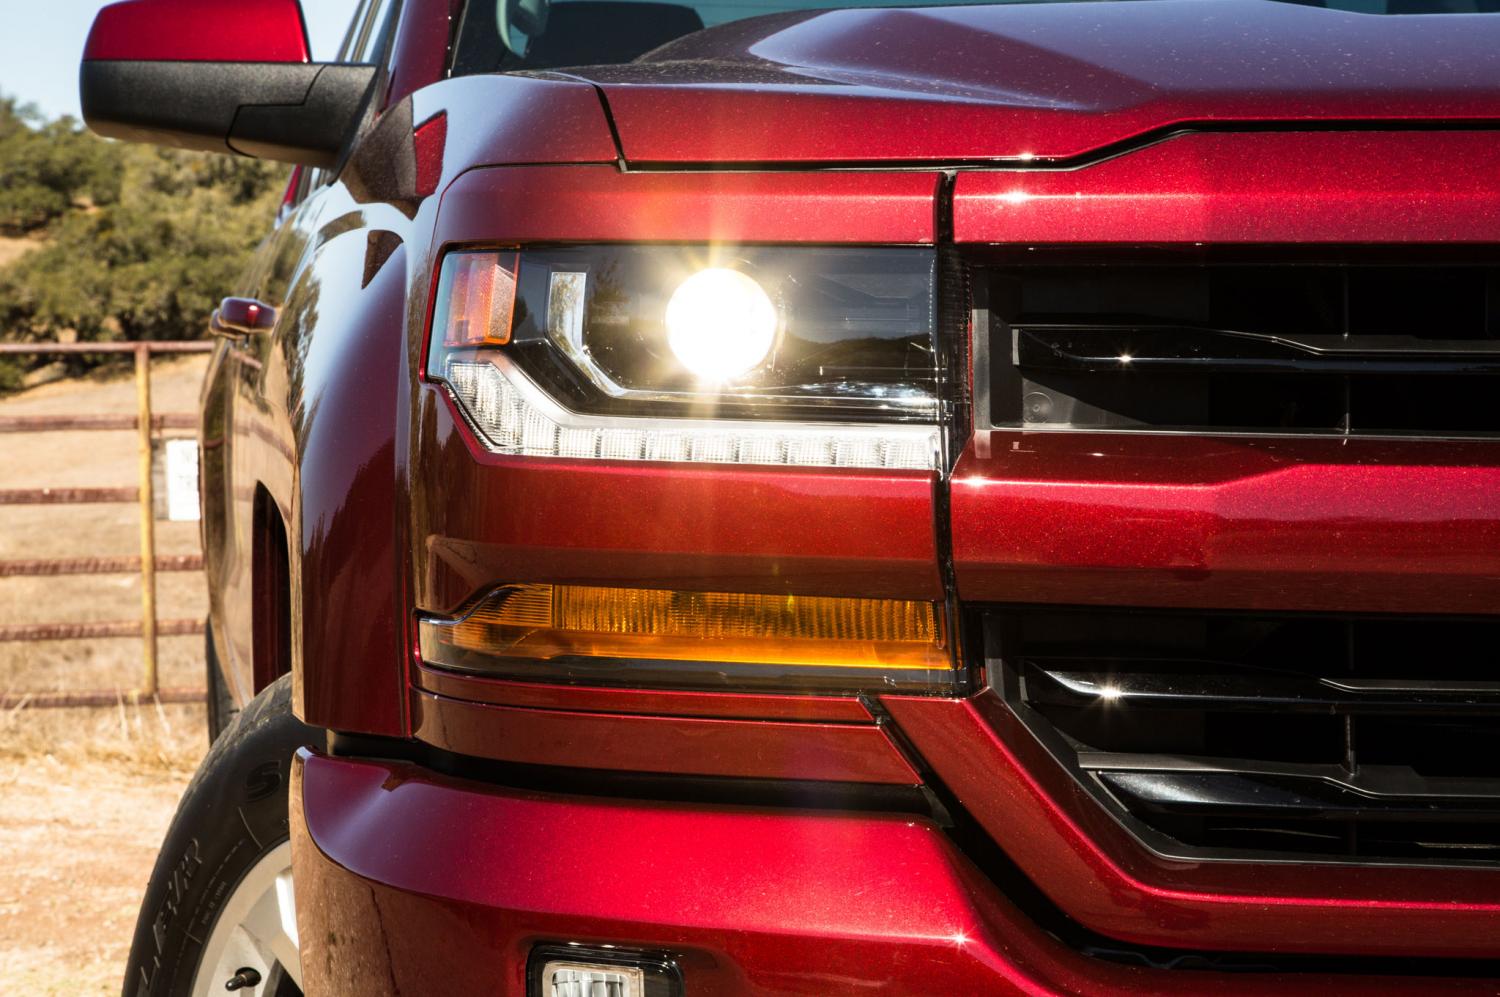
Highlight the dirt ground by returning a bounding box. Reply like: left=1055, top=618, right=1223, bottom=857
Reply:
left=0, top=357, right=211, bottom=995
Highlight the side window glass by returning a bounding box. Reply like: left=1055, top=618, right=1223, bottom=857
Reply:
left=355, top=0, right=399, bottom=63
left=337, top=0, right=377, bottom=61
left=308, top=0, right=401, bottom=190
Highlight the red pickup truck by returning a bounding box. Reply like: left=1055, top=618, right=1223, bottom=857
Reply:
left=83, top=0, right=1500, bottom=993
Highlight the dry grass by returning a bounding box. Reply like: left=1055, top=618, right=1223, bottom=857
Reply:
left=0, top=748, right=196, bottom=995
left=0, top=357, right=212, bottom=994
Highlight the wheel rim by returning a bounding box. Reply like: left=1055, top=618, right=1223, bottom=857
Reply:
left=191, top=840, right=302, bottom=997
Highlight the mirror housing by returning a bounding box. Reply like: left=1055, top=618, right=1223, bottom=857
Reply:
left=211, top=297, right=278, bottom=338
left=79, top=0, right=377, bottom=167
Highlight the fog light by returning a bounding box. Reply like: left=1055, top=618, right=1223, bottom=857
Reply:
left=543, top=962, right=643, bottom=997
left=665, top=267, right=777, bottom=382
left=528, top=945, right=680, bottom=997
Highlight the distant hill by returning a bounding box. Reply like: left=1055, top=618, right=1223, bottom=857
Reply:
left=0, top=97, right=284, bottom=390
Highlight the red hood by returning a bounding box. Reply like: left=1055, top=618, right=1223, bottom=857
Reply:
left=566, top=0, right=1500, bottom=165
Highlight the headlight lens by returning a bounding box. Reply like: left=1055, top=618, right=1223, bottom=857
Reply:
left=664, top=267, right=778, bottom=382
left=426, top=245, right=951, bottom=470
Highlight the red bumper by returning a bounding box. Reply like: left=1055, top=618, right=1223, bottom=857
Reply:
left=289, top=751, right=1489, bottom=995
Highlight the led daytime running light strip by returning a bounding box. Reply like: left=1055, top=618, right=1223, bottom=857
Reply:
left=444, top=355, right=940, bottom=471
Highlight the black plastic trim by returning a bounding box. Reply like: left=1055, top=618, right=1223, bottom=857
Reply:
left=991, top=605, right=1500, bottom=868
left=79, top=60, right=375, bottom=167
left=1016, top=324, right=1500, bottom=376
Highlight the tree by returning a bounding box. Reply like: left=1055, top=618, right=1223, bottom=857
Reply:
left=0, top=98, right=284, bottom=389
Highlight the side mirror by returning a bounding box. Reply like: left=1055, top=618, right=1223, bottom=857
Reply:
left=211, top=297, right=278, bottom=339
left=79, top=0, right=377, bottom=167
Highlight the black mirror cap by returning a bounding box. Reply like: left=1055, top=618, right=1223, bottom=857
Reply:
left=79, top=60, right=378, bottom=168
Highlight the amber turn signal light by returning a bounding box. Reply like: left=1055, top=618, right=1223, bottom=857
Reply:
left=435, top=250, right=518, bottom=347
left=419, top=584, right=955, bottom=693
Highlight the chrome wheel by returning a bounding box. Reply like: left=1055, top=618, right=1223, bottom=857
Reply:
left=190, top=840, right=302, bottom=997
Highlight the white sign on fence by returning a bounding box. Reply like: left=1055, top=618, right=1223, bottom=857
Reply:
left=152, top=437, right=200, bottom=522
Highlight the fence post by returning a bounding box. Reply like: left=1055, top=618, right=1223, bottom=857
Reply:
left=135, top=344, right=159, bottom=698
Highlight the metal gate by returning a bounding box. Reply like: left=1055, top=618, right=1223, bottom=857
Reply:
left=0, top=341, right=212, bottom=708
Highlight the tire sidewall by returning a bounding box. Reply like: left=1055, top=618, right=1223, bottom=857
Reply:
left=123, top=675, right=316, bottom=997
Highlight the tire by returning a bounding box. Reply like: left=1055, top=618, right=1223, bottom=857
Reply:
left=204, top=621, right=239, bottom=745
left=123, top=674, right=317, bottom=997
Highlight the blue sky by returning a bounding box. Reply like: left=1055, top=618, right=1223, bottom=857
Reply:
left=1, top=0, right=361, bottom=122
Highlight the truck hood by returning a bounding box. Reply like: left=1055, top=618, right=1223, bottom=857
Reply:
left=569, top=0, right=1500, bottom=165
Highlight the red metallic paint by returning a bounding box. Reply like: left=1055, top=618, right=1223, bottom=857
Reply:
left=410, top=691, right=919, bottom=784
left=579, top=0, right=1500, bottom=165
left=954, top=131, right=1500, bottom=245
left=275, top=203, right=416, bottom=737
left=951, top=431, right=1500, bottom=615
left=407, top=76, right=619, bottom=189
left=414, top=395, right=943, bottom=612
left=885, top=693, right=1500, bottom=959
left=291, top=751, right=1494, bottom=995
left=82, top=0, right=310, bottom=63
left=432, top=165, right=942, bottom=246
left=415, top=663, right=875, bottom=722
left=384, top=0, right=458, bottom=109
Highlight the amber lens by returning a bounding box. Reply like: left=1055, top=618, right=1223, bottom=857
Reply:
left=419, top=584, right=953, bottom=691
left=437, top=251, right=518, bottom=347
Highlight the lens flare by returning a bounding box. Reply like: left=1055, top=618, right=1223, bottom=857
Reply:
left=664, top=268, right=777, bottom=382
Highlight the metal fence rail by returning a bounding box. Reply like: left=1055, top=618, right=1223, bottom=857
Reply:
left=1, top=340, right=214, bottom=707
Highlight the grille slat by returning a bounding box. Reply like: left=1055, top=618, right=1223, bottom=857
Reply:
left=1082, top=757, right=1500, bottom=819
left=1028, top=660, right=1500, bottom=715
left=995, top=609, right=1500, bottom=863
left=985, top=260, right=1500, bottom=437
left=1014, top=324, right=1500, bottom=376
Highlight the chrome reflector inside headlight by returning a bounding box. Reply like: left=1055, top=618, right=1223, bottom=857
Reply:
left=426, top=245, right=955, bottom=470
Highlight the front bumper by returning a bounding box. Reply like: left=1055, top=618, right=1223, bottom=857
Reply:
left=289, top=751, right=1489, bottom=995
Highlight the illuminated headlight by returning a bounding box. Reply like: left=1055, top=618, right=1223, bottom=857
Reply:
left=665, top=267, right=778, bottom=382
left=426, top=245, right=955, bottom=471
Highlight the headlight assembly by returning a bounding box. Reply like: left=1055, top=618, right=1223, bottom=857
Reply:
left=425, top=245, right=955, bottom=471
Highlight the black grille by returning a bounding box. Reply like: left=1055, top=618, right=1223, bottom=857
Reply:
left=983, top=260, right=1500, bottom=436
left=991, top=608, right=1500, bottom=864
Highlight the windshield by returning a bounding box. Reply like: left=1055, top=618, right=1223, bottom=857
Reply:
left=450, top=0, right=1500, bottom=76
left=452, top=0, right=1079, bottom=74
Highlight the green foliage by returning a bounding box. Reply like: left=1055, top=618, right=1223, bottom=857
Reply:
left=0, top=97, right=284, bottom=389
left=0, top=99, right=120, bottom=234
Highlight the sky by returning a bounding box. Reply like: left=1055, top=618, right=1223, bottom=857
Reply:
left=0, top=0, right=361, bottom=122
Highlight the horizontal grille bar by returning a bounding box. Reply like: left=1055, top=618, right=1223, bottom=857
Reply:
left=1026, top=660, right=1500, bottom=714
left=1015, top=325, right=1500, bottom=375
left=1080, top=755, right=1500, bottom=819
left=983, top=259, right=1500, bottom=437
left=994, top=607, right=1500, bottom=864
